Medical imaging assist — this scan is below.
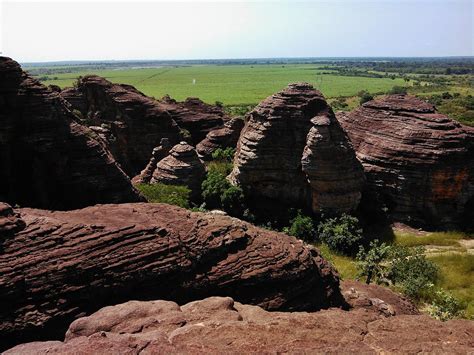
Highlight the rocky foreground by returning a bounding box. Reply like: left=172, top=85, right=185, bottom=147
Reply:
left=0, top=202, right=342, bottom=349
left=6, top=282, right=474, bottom=354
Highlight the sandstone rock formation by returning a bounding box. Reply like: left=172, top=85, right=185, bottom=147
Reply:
left=160, top=95, right=227, bottom=144
left=60, top=76, right=182, bottom=176
left=196, top=117, right=245, bottom=160
left=0, top=57, right=143, bottom=210
left=0, top=202, right=342, bottom=349
left=131, top=138, right=172, bottom=184
left=229, top=83, right=365, bottom=215
left=151, top=142, right=206, bottom=198
left=338, top=95, right=474, bottom=229
left=7, top=292, right=473, bottom=354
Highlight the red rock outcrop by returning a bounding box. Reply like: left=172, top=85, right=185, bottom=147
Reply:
left=0, top=57, right=143, bottom=210
left=160, top=95, right=227, bottom=144
left=60, top=76, right=182, bottom=176
left=151, top=142, right=206, bottom=198
left=0, top=202, right=342, bottom=349
left=131, top=138, right=172, bottom=184
left=229, top=83, right=365, bottom=215
left=7, top=293, right=473, bottom=354
left=196, top=117, right=245, bottom=160
left=338, top=95, right=474, bottom=229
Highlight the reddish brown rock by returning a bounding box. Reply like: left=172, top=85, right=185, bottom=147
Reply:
left=0, top=202, right=342, bottom=349
left=338, top=95, right=474, bottom=229
left=160, top=95, right=227, bottom=144
left=151, top=142, right=206, bottom=198
left=131, top=138, right=172, bottom=184
left=196, top=117, right=245, bottom=160
left=6, top=295, right=473, bottom=354
left=61, top=76, right=182, bottom=176
left=229, top=83, right=365, bottom=215
left=0, top=57, right=143, bottom=210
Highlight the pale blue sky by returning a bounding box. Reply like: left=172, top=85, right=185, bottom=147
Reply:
left=1, top=0, right=472, bottom=62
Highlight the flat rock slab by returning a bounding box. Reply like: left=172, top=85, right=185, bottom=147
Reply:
left=6, top=295, right=474, bottom=354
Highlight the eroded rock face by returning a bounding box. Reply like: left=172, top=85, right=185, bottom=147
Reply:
left=196, top=117, right=245, bottom=160
left=338, top=95, right=474, bottom=229
left=160, top=96, right=227, bottom=145
left=0, top=57, right=143, bottom=210
left=131, top=138, right=172, bottom=184
left=61, top=76, right=182, bottom=176
left=151, top=142, right=206, bottom=198
left=0, top=202, right=342, bottom=349
left=6, top=293, right=473, bottom=354
left=229, top=83, right=365, bottom=215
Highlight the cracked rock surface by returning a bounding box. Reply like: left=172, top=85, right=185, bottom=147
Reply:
left=6, top=289, right=473, bottom=354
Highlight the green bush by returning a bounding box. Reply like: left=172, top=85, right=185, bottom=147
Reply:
left=211, top=147, right=235, bottom=162
left=317, top=214, right=363, bottom=255
left=358, top=90, right=374, bottom=105
left=284, top=211, right=316, bottom=242
left=135, top=183, right=190, bottom=208
left=221, top=185, right=245, bottom=216
left=389, top=86, right=408, bottom=95
left=202, top=171, right=231, bottom=209
left=388, top=246, right=439, bottom=300
left=356, top=240, right=391, bottom=285
left=201, top=171, right=245, bottom=216
left=427, top=289, right=463, bottom=321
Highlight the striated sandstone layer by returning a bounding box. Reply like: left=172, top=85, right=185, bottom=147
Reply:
left=60, top=76, right=182, bottom=176
left=0, top=57, right=143, bottom=210
left=151, top=142, right=206, bottom=198
left=160, top=95, right=227, bottom=145
left=6, top=292, right=473, bottom=354
left=0, top=202, right=342, bottom=349
left=338, top=95, right=474, bottom=229
left=229, top=83, right=365, bottom=215
left=196, top=117, right=245, bottom=160
left=131, top=138, right=172, bottom=184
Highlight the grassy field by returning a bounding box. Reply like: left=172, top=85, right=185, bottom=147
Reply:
left=38, top=64, right=408, bottom=105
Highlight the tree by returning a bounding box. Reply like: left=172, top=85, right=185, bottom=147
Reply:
left=317, top=214, right=363, bottom=255
left=356, top=240, right=391, bottom=284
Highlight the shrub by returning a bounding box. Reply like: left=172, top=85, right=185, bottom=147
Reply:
left=135, top=183, right=190, bottom=208
left=207, top=161, right=233, bottom=175
left=284, top=211, right=316, bottom=242
left=359, top=92, right=374, bottom=105
left=387, top=246, right=439, bottom=300
left=427, top=289, right=463, bottom=321
left=356, top=240, right=391, bottom=285
left=211, top=147, right=235, bottom=162
left=221, top=185, right=245, bottom=216
left=202, top=171, right=231, bottom=209
left=389, top=86, right=408, bottom=95
left=317, top=214, right=363, bottom=255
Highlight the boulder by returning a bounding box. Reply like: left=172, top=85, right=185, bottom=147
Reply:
left=60, top=76, right=182, bottom=176
left=338, top=95, right=474, bottom=229
left=0, top=57, right=143, bottom=210
left=229, top=83, right=365, bottom=215
left=131, top=138, right=172, bottom=184
left=196, top=117, right=245, bottom=160
left=151, top=142, right=206, bottom=198
left=160, top=96, right=227, bottom=144
left=0, top=202, right=342, bottom=349
left=6, top=294, right=473, bottom=354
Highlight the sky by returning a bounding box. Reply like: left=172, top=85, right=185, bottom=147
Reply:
left=0, top=0, right=472, bottom=62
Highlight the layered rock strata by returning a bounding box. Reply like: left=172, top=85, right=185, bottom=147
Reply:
left=160, top=95, right=227, bottom=144
left=132, top=138, right=172, bottom=184
left=60, top=76, right=182, bottom=176
left=229, top=83, right=365, bottom=215
left=338, top=95, right=474, bottom=228
left=196, top=117, right=245, bottom=160
left=0, top=57, right=142, bottom=210
left=151, top=142, right=206, bottom=198
left=0, top=202, right=342, bottom=349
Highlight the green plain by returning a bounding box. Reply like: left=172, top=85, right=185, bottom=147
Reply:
left=39, top=64, right=407, bottom=105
